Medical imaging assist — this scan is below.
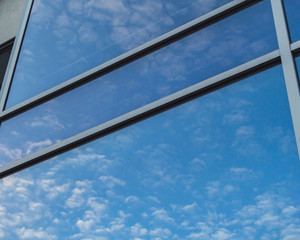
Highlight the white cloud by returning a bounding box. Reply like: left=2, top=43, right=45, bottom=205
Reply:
left=236, top=125, right=255, bottom=137
left=67, top=0, right=83, bottom=15
left=186, top=232, right=206, bottom=239
left=29, top=115, right=65, bottom=129
left=78, top=23, right=98, bottom=43
left=39, top=179, right=70, bottom=199
left=125, top=195, right=139, bottom=204
left=130, top=223, right=148, bottom=237
left=255, top=213, right=279, bottom=227
left=151, top=208, right=174, bottom=224
left=0, top=144, right=22, bottom=161
left=25, top=139, right=53, bottom=155
left=211, top=228, right=234, bottom=240
left=99, top=176, right=125, bottom=188
left=149, top=228, right=171, bottom=238
left=183, top=202, right=198, bottom=212
left=0, top=229, right=4, bottom=238
left=76, top=219, right=94, bottom=232
left=65, top=181, right=91, bottom=208
left=206, top=181, right=220, bottom=197
left=282, top=206, right=298, bottom=216
left=16, top=227, right=56, bottom=239
left=147, top=196, right=161, bottom=204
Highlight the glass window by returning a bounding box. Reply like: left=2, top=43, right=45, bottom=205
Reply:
left=295, top=55, right=300, bottom=84
left=283, top=0, right=300, bottom=43
left=295, top=55, right=300, bottom=67
left=5, top=0, right=232, bottom=108
left=0, top=0, right=279, bottom=166
left=0, top=41, right=13, bottom=88
left=0, top=65, right=299, bottom=239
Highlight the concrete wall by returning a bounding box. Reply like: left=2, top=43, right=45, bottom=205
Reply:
left=0, top=0, right=26, bottom=45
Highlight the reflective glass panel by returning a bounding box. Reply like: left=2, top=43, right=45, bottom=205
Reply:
left=0, top=42, right=13, bottom=87
left=0, top=65, right=300, bottom=239
left=295, top=56, right=300, bottom=68
left=0, top=0, right=278, bottom=166
left=295, top=56, right=300, bottom=85
left=6, top=0, right=232, bottom=108
left=283, top=0, right=300, bottom=43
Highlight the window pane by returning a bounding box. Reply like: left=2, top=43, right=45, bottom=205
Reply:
left=295, top=56, right=300, bottom=69
left=0, top=0, right=279, bottom=166
left=5, top=0, right=232, bottom=108
left=0, top=42, right=13, bottom=87
left=283, top=0, right=300, bottom=43
left=0, top=65, right=299, bottom=239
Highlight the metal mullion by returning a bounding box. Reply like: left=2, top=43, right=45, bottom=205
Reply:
left=0, top=50, right=281, bottom=178
left=0, top=0, right=261, bottom=122
left=271, top=0, right=300, bottom=158
left=0, top=0, right=34, bottom=113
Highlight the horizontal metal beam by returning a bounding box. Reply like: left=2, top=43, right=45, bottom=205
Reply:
left=291, top=40, right=300, bottom=54
left=0, top=0, right=261, bottom=122
left=0, top=49, right=281, bottom=178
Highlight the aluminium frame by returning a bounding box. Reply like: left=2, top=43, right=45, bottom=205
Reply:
left=0, top=0, right=299, bottom=178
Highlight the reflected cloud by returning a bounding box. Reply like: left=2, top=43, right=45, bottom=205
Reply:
left=0, top=57, right=299, bottom=239
left=16, top=227, right=56, bottom=240
left=25, top=139, right=53, bottom=155
left=0, top=144, right=22, bottom=162
left=7, top=0, right=233, bottom=108
left=1, top=0, right=279, bottom=166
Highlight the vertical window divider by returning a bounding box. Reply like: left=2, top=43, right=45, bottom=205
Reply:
left=0, top=0, right=34, bottom=113
left=271, top=0, right=300, bottom=159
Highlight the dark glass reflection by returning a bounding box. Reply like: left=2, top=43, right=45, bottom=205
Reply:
left=6, top=0, right=231, bottom=108
left=0, top=65, right=299, bottom=239
left=295, top=56, right=300, bottom=85
left=0, top=0, right=278, bottom=165
left=283, top=0, right=300, bottom=43
left=0, top=41, right=13, bottom=87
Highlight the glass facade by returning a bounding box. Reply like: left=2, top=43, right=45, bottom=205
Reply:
left=6, top=0, right=233, bottom=108
left=1, top=65, right=300, bottom=239
left=0, top=0, right=300, bottom=239
left=0, top=0, right=279, bottom=165
left=283, top=0, right=300, bottom=43
left=0, top=41, right=13, bottom=88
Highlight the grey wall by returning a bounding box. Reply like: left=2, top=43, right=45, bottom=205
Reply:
left=0, top=0, right=26, bottom=45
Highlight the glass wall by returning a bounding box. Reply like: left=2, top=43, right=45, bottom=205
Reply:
left=6, top=0, right=233, bottom=108
left=0, top=65, right=299, bottom=239
left=283, top=0, right=300, bottom=43
left=0, top=0, right=300, bottom=239
left=0, top=0, right=278, bottom=166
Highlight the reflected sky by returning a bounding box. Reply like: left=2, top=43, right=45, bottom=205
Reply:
left=0, top=65, right=300, bottom=239
left=295, top=56, right=300, bottom=73
left=6, top=0, right=232, bottom=108
left=0, top=0, right=279, bottom=165
left=283, top=0, right=300, bottom=43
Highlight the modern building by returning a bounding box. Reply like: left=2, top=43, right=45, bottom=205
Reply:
left=0, top=0, right=300, bottom=239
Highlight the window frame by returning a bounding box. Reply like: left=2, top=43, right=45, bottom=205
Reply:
left=0, top=0, right=299, bottom=177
